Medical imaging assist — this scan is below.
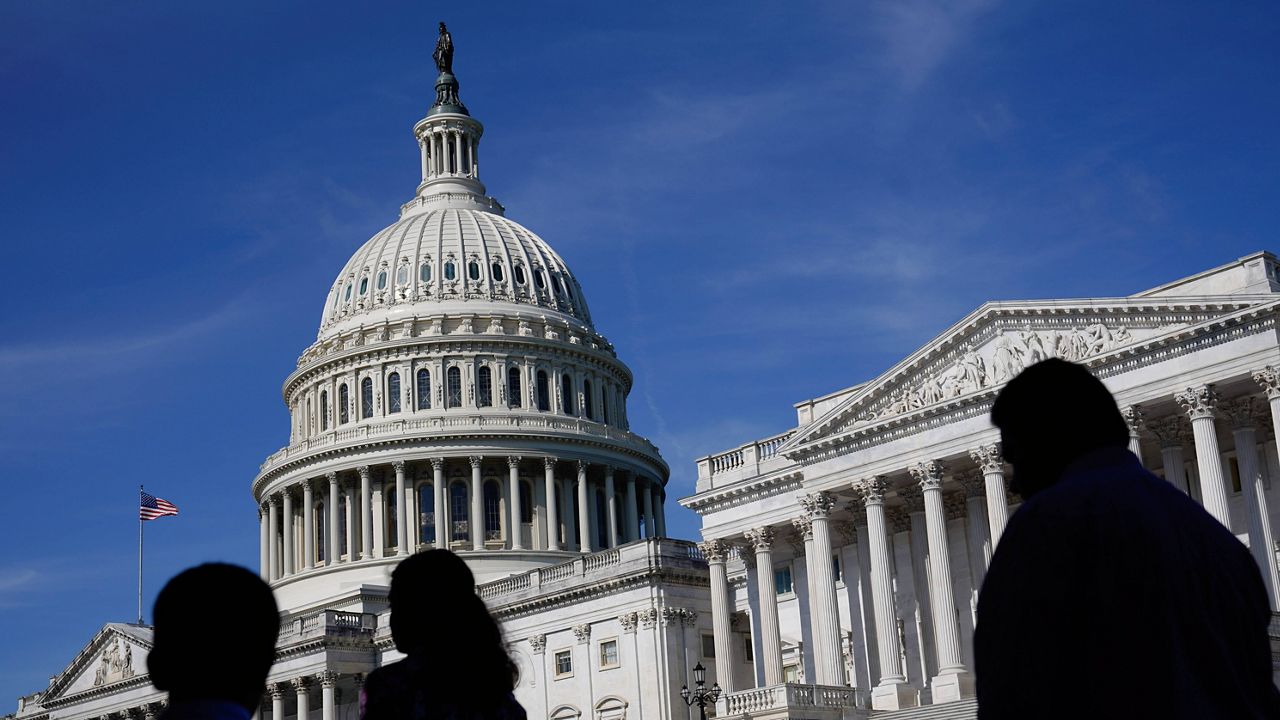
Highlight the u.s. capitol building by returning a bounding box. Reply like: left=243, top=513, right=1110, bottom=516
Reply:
left=11, top=35, right=1280, bottom=720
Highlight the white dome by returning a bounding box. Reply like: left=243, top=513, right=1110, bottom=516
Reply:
left=319, top=206, right=593, bottom=341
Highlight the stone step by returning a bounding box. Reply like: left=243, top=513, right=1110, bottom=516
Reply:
left=870, top=697, right=978, bottom=720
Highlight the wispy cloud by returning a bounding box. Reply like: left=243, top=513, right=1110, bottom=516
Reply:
left=870, top=0, right=1001, bottom=91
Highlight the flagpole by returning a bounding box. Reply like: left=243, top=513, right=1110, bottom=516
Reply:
left=138, top=484, right=144, bottom=625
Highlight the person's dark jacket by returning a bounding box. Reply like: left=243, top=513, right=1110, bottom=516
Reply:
left=362, top=655, right=526, bottom=720
left=975, top=446, right=1280, bottom=719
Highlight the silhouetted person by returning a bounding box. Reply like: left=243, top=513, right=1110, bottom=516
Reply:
left=976, top=359, right=1280, bottom=719
left=362, top=550, right=526, bottom=720
left=148, top=563, right=279, bottom=720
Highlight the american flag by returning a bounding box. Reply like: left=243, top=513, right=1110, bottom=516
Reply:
left=140, top=491, right=179, bottom=521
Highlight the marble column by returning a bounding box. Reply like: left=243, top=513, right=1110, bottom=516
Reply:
left=282, top=490, right=295, bottom=576
left=1148, top=418, right=1190, bottom=493
left=800, top=491, right=846, bottom=686
left=641, top=479, right=654, bottom=538
left=604, top=467, right=618, bottom=548
left=910, top=461, right=973, bottom=702
left=404, top=471, right=418, bottom=551
left=577, top=462, right=592, bottom=552
left=859, top=477, right=910, bottom=709
left=302, top=481, right=314, bottom=569
left=1122, top=405, right=1145, bottom=466
left=470, top=456, right=485, bottom=550
left=327, top=472, right=339, bottom=564
left=957, top=472, right=991, bottom=580
left=654, top=488, right=667, bottom=537
left=344, top=483, right=356, bottom=561
left=319, top=672, right=337, bottom=720
left=969, top=445, right=1008, bottom=548
left=1227, top=392, right=1280, bottom=610
left=700, top=539, right=736, bottom=691
left=357, top=466, right=373, bottom=560
left=394, top=461, right=408, bottom=556
left=544, top=458, right=561, bottom=551
left=508, top=457, right=524, bottom=550
left=291, top=678, right=309, bottom=720
left=745, top=527, right=783, bottom=685
left=269, top=683, right=284, bottom=720
left=624, top=473, right=640, bottom=541
left=258, top=505, right=269, bottom=581
left=267, top=495, right=280, bottom=581
left=432, top=458, right=447, bottom=549
left=1176, top=385, right=1231, bottom=527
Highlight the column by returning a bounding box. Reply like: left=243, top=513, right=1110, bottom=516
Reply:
left=544, top=458, right=561, bottom=551
left=1148, top=418, right=1189, bottom=492
left=640, top=479, right=654, bottom=538
left=267, top=495, right=280, bottom=581
left=319, top=672, right=337, bottom=720
left=700, top=539, right=736, bottom=691
left=800, top=492, right=846, bottom=686
left=302, top=481, right=314, bottom=570
left=1176, top=385, right=1231, bottom=526
left=624, top=472, right=640, bottom=540
left=509, top=457, right=524, bottom=550
left=405, top=472, right=418, bottom=551
left=577, top=461, right=592, bottom=552
left=258, top=505, right=269, bottom=581
left=327, top=472, right=339, bottom=564
left=969, top=445, right=1009, bottom=548
left=604, top=467, right=618, bottom=548
left=432, top=458, right=447, bottom=549
left=292, top=678, right=310, bottom=720
left=454, top=132, right=464, bottom=176
left=420, top=139, right=430, bottom=180
left=269, top=683, right=284, bottom=720
left=344, top=482, right=356, bottom=561
left=746, top=527, right=783, bottom=685
left=470, top=456, right=485, bottom=550
left=358, top=466, right=373, bottom=560
left=394, top=461, right=409, bottom=556
left=1122, top=405, right=1145, bottom=466
left=909, top=461, right=973, bottom=702
left=560, top=478, right=576, bottom=550
left=655, top=488, right=667, bottom=537
left=857, top=477, right=916, bottom=710
left=471, top=136, right=479, bottom=177
left=1229, top=392, right=1280, bottom=609
left=282, top=490, right=295, bottom=576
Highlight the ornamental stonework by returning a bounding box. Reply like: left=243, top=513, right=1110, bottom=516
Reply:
left=528, top=634, right=546, bottom=653
left=1175, top=384, right=1219, bottom=420
left=572, top=624, right=592, bottom=644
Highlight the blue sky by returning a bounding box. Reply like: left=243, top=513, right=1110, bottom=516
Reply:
left=2, top=0, right=1278, bottom=701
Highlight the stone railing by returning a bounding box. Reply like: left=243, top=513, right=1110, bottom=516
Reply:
left=278, top=609, right=377, bottom=644
left=697, top=429, right=796, bottom=485
left=719, top=683, right=860, bottom=716
left=261, top=413, right=662, bottom=475
left=477, top=538, right=705, bottom=604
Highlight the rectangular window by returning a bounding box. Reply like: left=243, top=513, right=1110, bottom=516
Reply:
left=554, top=650, right=573, bottom=677
left=599, top=638, right=619, bottom=669
left=743, top=635, right=754, bottom=663
left=774, top=565, right=794, bottom=596
left=701, top=634, right=716, bottom=659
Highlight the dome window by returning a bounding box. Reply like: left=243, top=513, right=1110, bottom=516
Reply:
left=491, top=262, right=505, bottom=282
left=416, top=368, right=431, bottom=410
left=359, top=277, right=369, bottom=295
left=444, top=261, right=457, bottom=281
left=564, top=281, right=574, bottom=301
left=396, top=265, right=409, bottom=286
left=534, top=270, right=546, bottom=290
left=467, top=261, right=481, bottom=281
left=553, top=276, right=565, bottom=295
left=514, top=265, right=527, bottom=285
left=420, top=263, right=432, bottom=283
left=361, top=377, right=374, bottom=419
left=387, top=372, right=401, bottom=413
left=343, top=283, right=353, bottom=302
left=377, top=271, right=387, bottom=290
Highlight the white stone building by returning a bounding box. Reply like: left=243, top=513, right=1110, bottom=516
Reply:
left=9, top=46, right=714, bottom=720
left=682, top=251, right=1280, bottom=719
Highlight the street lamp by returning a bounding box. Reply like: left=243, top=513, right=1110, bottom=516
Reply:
left=680, top=662, right=722, bottom=720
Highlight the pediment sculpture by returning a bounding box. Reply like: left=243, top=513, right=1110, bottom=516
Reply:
left=92, top=638, right=135, bottom=687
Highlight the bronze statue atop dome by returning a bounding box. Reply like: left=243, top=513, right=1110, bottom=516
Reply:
left=429, top=22, right=467, bottom=114
left=433, top=22, right=454, bottom=75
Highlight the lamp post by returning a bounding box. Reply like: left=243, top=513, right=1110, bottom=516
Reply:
left=681, top=662, right=722, bottom=720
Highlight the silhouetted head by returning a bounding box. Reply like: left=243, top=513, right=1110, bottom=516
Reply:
left=991, top=358, right=1128, bottom=498
left=148, top=563, right=278, bottom=711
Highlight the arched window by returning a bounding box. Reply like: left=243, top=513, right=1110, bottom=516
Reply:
left=467, top=261, right=481, bottom=281
left=514, top=265, right=527, bottom=285
left=377, top=270, right=387, bottom=290
left=484, top=480, right=502, bottom=541
left=416, top=369, right=431, bottom=410
left=444, top=261, right=457, bottom=280
left=450, top=481, right=469, bottom=542
left=387, top=373, right=401, bottom=414
left=396, top=265, right=409, bottom=286
left=507, top=367, right=522, bottom=408
left=491, top=262, right=505, bottom=282
left=385, top=490, right=398, bottom=550
left=477, top=366, right=492, bottom=407
left=419, top=484, right=435, bottom=544
left=338, top=384, right=350, bottom=424
left=520, top=480, right=533, bottom=524
left=320, top=390, right=329, bottom=431
left=420, top=263, right=432, bottom=283
left=536, top=371, right=550, bottom=411
left=315, top=502, right=326, bottom=563
left=361, top=377, right=374, bottom=419
left=561, top=374, right=575, bottom=416
left=583, top=380, right=594, bottom=421
left=447, top=367, right=462, bottom=408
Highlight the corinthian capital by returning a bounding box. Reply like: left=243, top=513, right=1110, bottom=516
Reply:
left=1175, top=385, right=1219, bottom=420
left=744, top=526, right=775, bottom=552
left=698, top=538, right=729, bottom=563
left=791, top=515, right=813, bottom=540
left=1254, top=366, right=1280, bottom=399
left=969, top=444, right=1003, bottom=474
left=799, top=491, right=835, bottom=519
left=1120, top=405, right=1145, bottom=435
left=1220, top=396, right=1259, bottom=430
left=357, top=465, right=372, bottom=480
left=854, top=476, right=890, bottom=505
left=909, top=460, right=945, bottom=491
left=392, top=460, right=406, bottom=473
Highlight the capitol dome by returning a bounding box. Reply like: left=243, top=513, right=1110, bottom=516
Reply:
left=252, top=43, right=669, bottom=602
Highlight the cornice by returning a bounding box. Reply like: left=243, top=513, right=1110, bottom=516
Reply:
left=680, top=471, right=803, bottom=515
left=488, top=567, right=709, bottom=620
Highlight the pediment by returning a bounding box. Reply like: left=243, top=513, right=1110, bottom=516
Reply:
left=44, top=623, right=153, bottom=702
left=780, top=296, right=1277, bottom=456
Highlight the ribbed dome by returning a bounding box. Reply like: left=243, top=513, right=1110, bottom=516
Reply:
left=318, top=207, right=593, bottom=341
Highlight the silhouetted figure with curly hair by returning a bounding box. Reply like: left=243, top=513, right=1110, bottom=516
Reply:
left=976, top=359, right=1280, bottom=719
left=148, top=563, right=279, bottom=720
left=362, top=550, right=526, bottom=720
